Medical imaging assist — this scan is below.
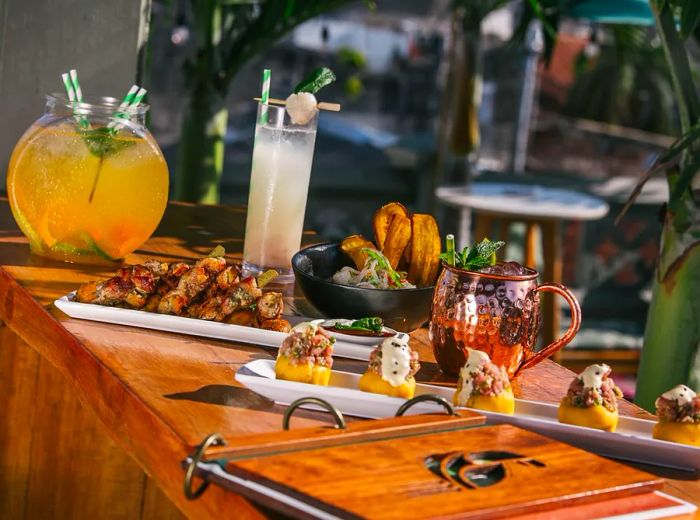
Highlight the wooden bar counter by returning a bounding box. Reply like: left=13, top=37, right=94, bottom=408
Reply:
left=0, top=199, right=698, bottom=519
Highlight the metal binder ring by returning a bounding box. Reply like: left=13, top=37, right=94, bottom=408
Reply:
left=395, top=394, right=456, bottom=417
left=283, top=397, right=346, bottom=430
left=184, top=432, right=225, bottom=500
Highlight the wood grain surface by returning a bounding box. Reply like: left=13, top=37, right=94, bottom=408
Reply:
left=226, top=424, right=662, bottom=519
left=0, top=198, right=697, bottom=518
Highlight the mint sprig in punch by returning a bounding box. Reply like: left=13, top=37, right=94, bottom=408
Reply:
left=6, top=70, right=168, bottom=264
left=242, top=68, right=340, bottom=280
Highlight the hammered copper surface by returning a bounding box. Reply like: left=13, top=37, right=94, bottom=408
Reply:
left=429, top=263, right=581, bottom=378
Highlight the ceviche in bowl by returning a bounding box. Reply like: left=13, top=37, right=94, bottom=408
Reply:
left=291, top=201, right=444, bottom=332
left=332, top=249, right=415, bottom=290
left=291, top=242, right=434, bottom=333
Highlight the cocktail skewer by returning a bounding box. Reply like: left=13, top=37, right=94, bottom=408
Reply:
left=253, top=97, right=341, bottom=112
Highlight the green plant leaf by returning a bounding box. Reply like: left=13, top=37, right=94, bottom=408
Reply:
left=680, top=0, right=700, bottom=39
left=293, top=67, right=336, bottom=94
left=668, top=156, right=700, bottom=214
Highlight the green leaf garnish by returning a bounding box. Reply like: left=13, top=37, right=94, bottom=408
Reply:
left=362, top=248, right=403, bottom=286
left=294, top=67, right=336, bottom=94
left=439, top=238, right=505, bottom=271
left=80, top=127, right=135, bottom=158
left=332, top=317, right=384, bottom=333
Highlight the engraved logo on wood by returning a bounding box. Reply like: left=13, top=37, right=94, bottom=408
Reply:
left=424, top=450, right=545, bottom=491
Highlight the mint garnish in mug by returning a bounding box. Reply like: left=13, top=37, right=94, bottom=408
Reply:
left=286, top=67, right=336, bottom=125
left=439, top=237, right=505, bottom=271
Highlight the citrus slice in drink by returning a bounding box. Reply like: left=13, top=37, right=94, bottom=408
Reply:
left=35, top=210, right=58, bottom=249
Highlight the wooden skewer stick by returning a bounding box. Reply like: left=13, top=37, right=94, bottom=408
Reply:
left=253, top=97, right=341, bottom=112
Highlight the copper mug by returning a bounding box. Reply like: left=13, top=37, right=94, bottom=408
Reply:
left=428, top=262, right=581, bottom=378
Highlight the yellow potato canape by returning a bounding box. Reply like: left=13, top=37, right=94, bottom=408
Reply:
left=274, top=322, right=335, bottom=386
left=359, top=336, right=420, bottom=399
left=558, top=401, right=618, bottom=432
left=653, top=385, right=700, bottom=447
left=557, top=364, right=622, bottom=432
left=453, top=349, right=514, bottom=414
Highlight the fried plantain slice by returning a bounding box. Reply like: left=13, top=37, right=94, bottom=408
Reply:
left=381, top=213, right=412, bottom=269
left=372, top=202, right=409, bottom=251
left=340, top=234, right=376, bottom=269
left=407, top=213, right=441, bottom=287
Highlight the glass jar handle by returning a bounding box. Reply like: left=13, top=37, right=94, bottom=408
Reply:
left=516, top=283, right=581, bottom=375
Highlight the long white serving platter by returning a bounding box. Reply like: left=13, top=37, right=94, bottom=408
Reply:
left=236, top=359, right=700, bottom=473
left=54, top=294, right=373, bottom=361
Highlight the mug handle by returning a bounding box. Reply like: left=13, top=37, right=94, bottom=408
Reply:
left=516, top=282, right=582, bottom=375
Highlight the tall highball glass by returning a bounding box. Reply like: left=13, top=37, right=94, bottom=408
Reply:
left=242, top=103, right=318, bottom=280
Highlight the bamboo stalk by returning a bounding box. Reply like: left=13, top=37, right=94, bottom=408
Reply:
left=634, top=1, right=700, bottom=412
left=253, top=97, right=341, bottom=112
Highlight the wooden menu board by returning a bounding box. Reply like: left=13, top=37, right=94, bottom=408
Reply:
left=186, top=411, right=665, bottom=519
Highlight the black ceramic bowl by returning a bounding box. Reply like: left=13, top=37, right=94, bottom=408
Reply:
left=291, top=242, right=435, bottom=332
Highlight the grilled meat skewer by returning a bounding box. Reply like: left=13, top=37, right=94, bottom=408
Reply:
left=204, top=265, right=240, bottom=299
left=157, top=256, right=227, bottom=315
left=76, top=260, right=168, bottom=308
left=144, top=262, right=191, bottom=312
left=188, top=276, right=262, bottom=322
left=259, top=318, right=292, bottom=333
left=76, top=254, right=292, bottom=332
left=256, top=291, right=284, bottom=320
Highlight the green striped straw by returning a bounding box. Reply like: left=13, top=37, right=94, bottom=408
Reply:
left=61, top=73, right=75, bottom=102
left=61, top=70, right=88, bottom=129
left=107, top=84, right=138, bottom=129
left=131, top=87, right=147, bottom=106
left=259, top=68, right=271, bottom=125
left=108, top=85, right=147, bottom=132
left=69, top=69, right=83, bottom=102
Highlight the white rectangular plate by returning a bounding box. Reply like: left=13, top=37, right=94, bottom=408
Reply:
left=54, top=294, right=372, bottom=361
left=236, top=359, right=700, bottom=472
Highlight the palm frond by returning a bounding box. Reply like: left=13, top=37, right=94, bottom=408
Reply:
left=616, top=119, right=700, bottom=224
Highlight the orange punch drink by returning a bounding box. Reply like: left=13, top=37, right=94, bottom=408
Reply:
left=7, top=94, right=168, bottom=264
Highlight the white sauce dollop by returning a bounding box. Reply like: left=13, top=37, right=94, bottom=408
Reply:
left=380, top=336, right=412, bottom=387
left=456, top=349, right=492, bottom=405
left=286, top=92, right=317, bottom=125
left=580, top=364, right=609, bottom=390
left=661, top=384, right=696, bottom=406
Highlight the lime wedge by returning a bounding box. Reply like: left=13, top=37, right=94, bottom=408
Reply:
left=52, top=235, right=118, bottom=262
left=10, top=205, right=45, bottom=253
left=83, top=235, right=119, bottom=261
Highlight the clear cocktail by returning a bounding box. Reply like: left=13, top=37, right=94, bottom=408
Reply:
left=243, top=103, right=317, bottom=278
